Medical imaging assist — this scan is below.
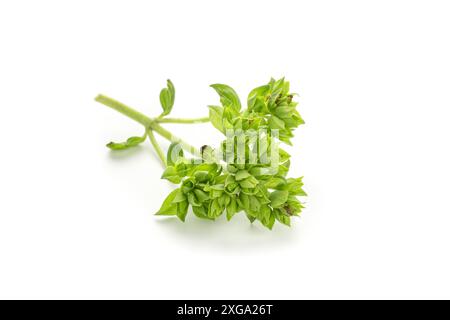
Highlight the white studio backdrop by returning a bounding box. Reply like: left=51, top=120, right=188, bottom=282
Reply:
left=0, top=0, right=449, bottom=299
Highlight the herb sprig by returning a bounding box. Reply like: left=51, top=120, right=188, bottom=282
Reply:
left=96, top=78, right=306, bottom=229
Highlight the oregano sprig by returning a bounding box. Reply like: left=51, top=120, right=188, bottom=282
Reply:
left=95, top=78, right=306, bottom=229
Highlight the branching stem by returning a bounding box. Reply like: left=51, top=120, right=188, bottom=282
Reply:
left=95, top=94, right=202, bottom=157
left=146, top=129, right=166, bottom=167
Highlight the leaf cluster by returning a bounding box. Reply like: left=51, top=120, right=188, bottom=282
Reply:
left=158, top=78, right=306, bottom=229
left=209, top=78, right=304, bottom=145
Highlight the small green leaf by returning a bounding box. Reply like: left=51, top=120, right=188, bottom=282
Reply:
left=161, top=166, right=182, bottom=184
left=210, top=83, right=241, bottom=111
left=181, top=179, right=195, bottom=194
left=275, top=210, right=291, bottom=226
left=285, top=197, right=304, bottom=216
left=274, top=106, right=295, bottom=118
left=226, top=198, right=238, bottom=221
left=226, top=164, right=238, bottom=173
left=238, top=193, right=250, bottom=210
left=156, top=189, right=180, bottom=215
left=278, top=160, right=291, bottom=177
left=194, top=189, right=210, bottom=203
left=260, top=204, right=271, bottom=222
left=106, top=142, right=128, bottom=150
left=278, top=148, right=291, bottom=163
left=174, top=162, right=192, bottom=178
left=235, top=170, right=251, bottom=181
left=167, top=142, right=184, bottom=166
left=208, top=198, right=224, bottom=218
left=249, top=195, right=261, bottom=212
left=239, top=176, right=259, bottom=189
left=283, top=177, right=307, bottom=196
left=194, top=171, right=210, bottom=182
left=245, top=213, right=256, bottom=223
left=207, top=184, right=225, bottom=191
left=159, top=79, right=175, bottom=116
left=193, top=205, right=213, bottom=220
left=218, top=194, right=230, bottom=207
left=249, top=167, right=267, bottom=177
left=187, top=192, right=201, bottom=207
left=126, top=136, right=146, bottom=146
left=268, top=115, right=285, bottom=130
left=247, top=84, right=269, bottom=110
left=269, top=190, right=289, bottom=208
left=106, top=133, right=146, bottom=150
left=265, top=177, right=286, bottom=189
left=208, top=105, right=225, bottom=133
left=176, top=200, right=189, bottom=222
left=173, top=190, right=187, bottom=203
left=256, top=185, right=271, bottom=204
left=262, top=212, right=276, bottom=230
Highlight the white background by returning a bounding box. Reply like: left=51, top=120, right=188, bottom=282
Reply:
left=1, top=0, right=449, bottom=299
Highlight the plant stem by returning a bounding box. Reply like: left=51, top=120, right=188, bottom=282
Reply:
left=95, top=94, right=200, bottom=157
left=147, top=129, right=166, bottom=167
left=95, top=94, right=153, bottom=127
left=157, top=117, right=210, bottom=124
left=150, top=122, right=201, bottom=157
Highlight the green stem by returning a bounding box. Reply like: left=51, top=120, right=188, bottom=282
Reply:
left=150, top=122, right=201, bottom=157
left=95, top=94, right=200, bottom=157
left=95, top=94, right=153, bottom=127
left=157, top=117, right=210, bottom=124
left=147, top=129, right=166, bottom=167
